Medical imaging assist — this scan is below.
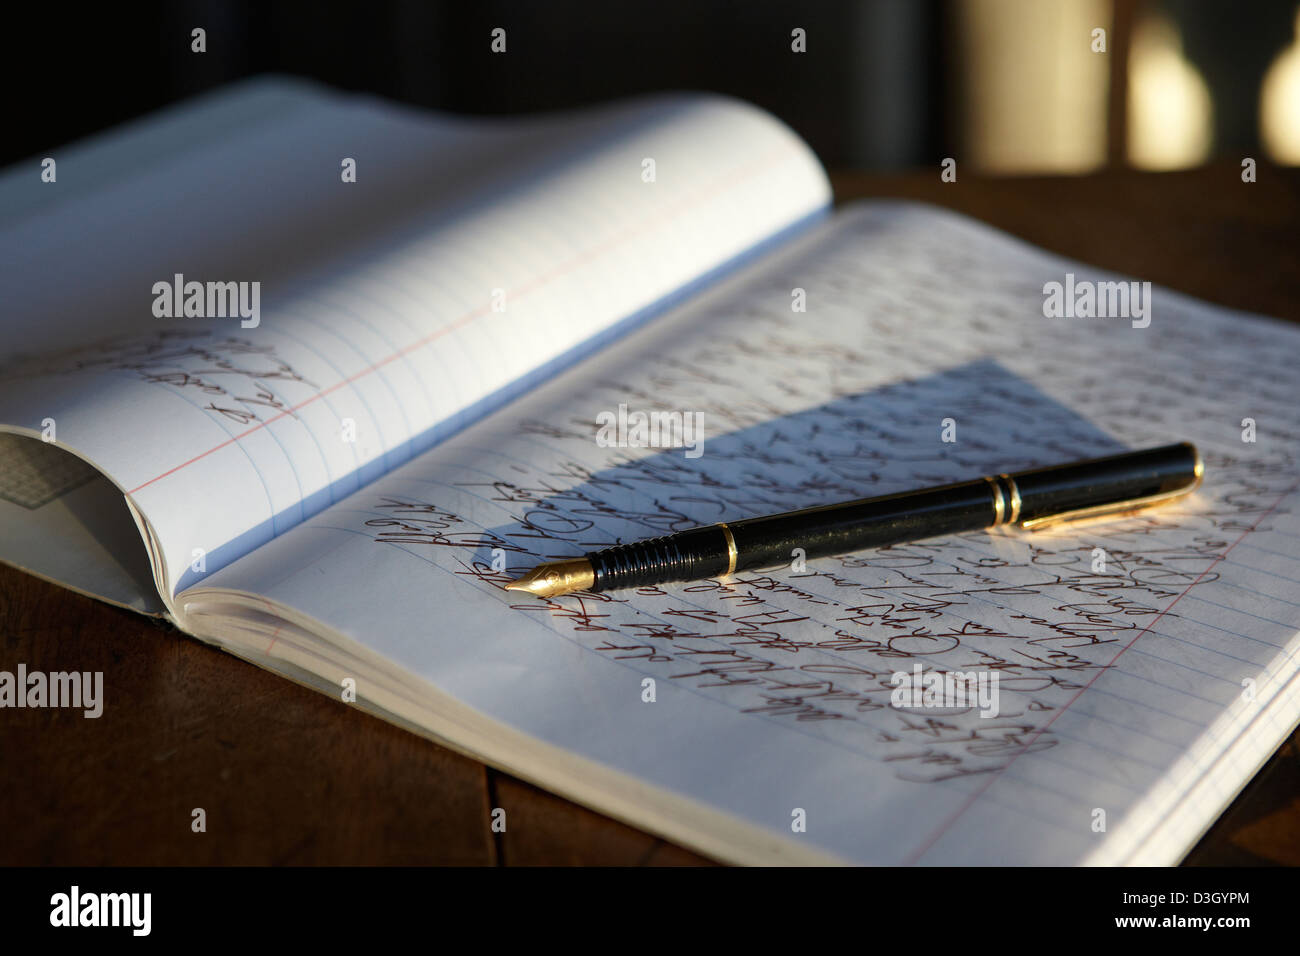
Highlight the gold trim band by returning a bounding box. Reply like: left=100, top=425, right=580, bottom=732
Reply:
left=999, top=473, right=1022, bottom=525
left=983, top=475, right=1005, bottom=526
left=718, top=522, right=738, bottom=576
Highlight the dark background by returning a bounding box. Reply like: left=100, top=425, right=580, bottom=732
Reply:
left=4, top=0, right=1297, bottom=172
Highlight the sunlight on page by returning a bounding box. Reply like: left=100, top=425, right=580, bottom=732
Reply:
left=186, top=203, right=1300, bottom=865
left=0, top=81, right=830, bottom=601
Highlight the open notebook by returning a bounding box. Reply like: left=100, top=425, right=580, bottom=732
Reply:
left=2, top=77, right=1297, bottom=866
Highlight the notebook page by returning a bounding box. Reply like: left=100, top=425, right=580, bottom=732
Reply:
left=0, top=81, right=830, bottom=600
left=184, top=202, right=1300, bottom=865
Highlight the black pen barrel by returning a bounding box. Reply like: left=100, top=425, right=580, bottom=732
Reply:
left=1012, top=441, right=1199, bottom=523
left=585, top=442, right=1201, bottom=591
left=588, top=481, right=996, bottom=588
left=729, top=479, right=993, bottom=571
left=730, top=441, right=1200, bottom=570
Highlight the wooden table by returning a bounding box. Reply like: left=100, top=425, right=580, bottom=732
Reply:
left=3, top=163, right=1298, bottom=865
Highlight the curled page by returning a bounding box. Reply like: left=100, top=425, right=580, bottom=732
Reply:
left=0, top=78, right=830, bottom=603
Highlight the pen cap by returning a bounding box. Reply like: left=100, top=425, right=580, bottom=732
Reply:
left=1010, top=441, right=1202, bottom=528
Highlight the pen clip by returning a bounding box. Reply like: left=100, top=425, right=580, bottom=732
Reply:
left=1019, top=463, right=1203, bottom=532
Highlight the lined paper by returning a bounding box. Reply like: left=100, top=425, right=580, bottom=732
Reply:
left=190, top=202, right=1300, bottom=865
left=0, top=81, right=830, bottom=597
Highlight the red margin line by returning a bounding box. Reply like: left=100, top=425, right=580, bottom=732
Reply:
left=902, top=479, right=1298, bottom=865
left=127, top=146, right=795, bottom=496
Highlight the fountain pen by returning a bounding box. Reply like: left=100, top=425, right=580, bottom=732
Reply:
left=504, top=441, right=1203, bottom=598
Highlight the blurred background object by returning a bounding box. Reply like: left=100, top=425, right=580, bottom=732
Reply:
left=4, top=0, right=1299, bottom=173
left=1261, top=5, right=1300, bottom=162
left=952, top=0, right=1112, bottom=174
left=1126, top=8, right=1214, bottom=170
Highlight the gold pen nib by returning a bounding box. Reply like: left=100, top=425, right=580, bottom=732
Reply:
left=504, top=558, right=595, bottom=598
